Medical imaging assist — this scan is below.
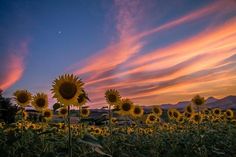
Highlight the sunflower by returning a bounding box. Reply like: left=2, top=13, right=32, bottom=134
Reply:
left=172, top=109, right=181, bottom=120
left=32, top=93, right=48, bottom=111
left=51, top=74, right=84, bottom=106
left=59, top=107, right=68, bottom=117
left=192, top=114, right=203, bottom=124
left=43, top=109, right=53, bottom=121
left=192, top=95, right=205, bottom=106
left=167, top=108, right=174, bottom=120
left=231, top=119, right=236, bottom=125
left=202, top=108, right=211, bottom=115
left=93, top=128, right=102, bottom=135
left=177, top=116, right=184, bottom=124
left=131, top=105, right=144, bottom=118
left=184, top=112, right=192, bottom=119
left=213, top=108, right=221, bottom=117
left=13, top=90, right=32, bottom=107
left=146, top=113, right=157, bottom=124
left=76, top=89, right=89, bottom=106
left=224, top=109, right=234, bottom=119
left=80, top=108, right=90, bottom=118
left=152, top=106, right=163, bottom=116
left=105, top=89, right=121, bottom=106
left=184, top=104, right=194, bottom=113
left=118, top=99, right=134, bottom=116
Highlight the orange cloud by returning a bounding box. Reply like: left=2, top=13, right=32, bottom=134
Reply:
left=69, top=0, right=236, bottom=108
left=0, top=41, right=29, bottom=91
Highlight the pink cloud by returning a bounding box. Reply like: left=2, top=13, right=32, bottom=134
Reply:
left=0, top=40, right=29, bottom=90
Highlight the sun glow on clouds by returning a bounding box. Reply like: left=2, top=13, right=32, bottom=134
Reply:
left=0, top=41, right=29, bottom=91
left=70, top=0, right=236, bottom=108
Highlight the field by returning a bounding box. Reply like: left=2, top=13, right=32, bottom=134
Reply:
left=1, top=74, right=236, bottom=157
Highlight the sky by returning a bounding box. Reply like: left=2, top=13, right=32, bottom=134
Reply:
left=0, top=0, right=236, bottom=108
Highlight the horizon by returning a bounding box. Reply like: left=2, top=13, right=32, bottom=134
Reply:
left=1, top=0, right=236, bottom=108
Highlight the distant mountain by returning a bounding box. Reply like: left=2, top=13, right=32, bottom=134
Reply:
left=158, top=95, right=236, bottom=109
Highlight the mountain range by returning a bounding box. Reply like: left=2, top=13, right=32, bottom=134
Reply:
left=157, top=95, right=236, bottom=109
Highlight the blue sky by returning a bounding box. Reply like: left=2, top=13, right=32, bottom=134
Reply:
left=1, top=0, right=236, bottom=108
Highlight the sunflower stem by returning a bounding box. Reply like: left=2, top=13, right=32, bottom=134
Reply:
left=108, top=104, right=113, bottom=155
left=67, top=105, right=72, bottom=157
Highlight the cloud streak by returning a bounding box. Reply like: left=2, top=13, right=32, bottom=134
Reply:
left=70, top=0, right=236, bottom=108
left=0, top=40, right=29, bottom=91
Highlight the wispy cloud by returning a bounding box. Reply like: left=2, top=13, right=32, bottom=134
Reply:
left=0, top=40, right=29, bottom=91
left=69, top=0, right=236, bottom=108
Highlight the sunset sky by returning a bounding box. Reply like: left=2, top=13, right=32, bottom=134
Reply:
left=1, top=0, right=236, bottom=108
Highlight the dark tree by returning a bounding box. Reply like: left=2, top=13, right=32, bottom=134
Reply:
left=0, top=89, right=19, bottom=123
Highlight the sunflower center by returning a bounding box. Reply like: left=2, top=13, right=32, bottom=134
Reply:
left=149, top=115, right=156, bottom=121
left=195, top=99, right=203, bottom=105
left=82, top=109, right=88, bottom=115
left=17, top=93, right=28, bottom=103
left=36, top=98, right=46, bottom=107
left=153, top=108, right=159, bottom=114
left=194, top=115, right=201, bottom=121
left=134, top=107, right=141, bottom=114
left=173, top=112, right=178, bottom=118
left=59, top=82, right=77, bottom=99
left=122, top=103, right=131, bottom=111
left=108, top=94, right=117, bottom=102
left=44, top=112, right=51, bottom=117
left=60, top=109, right=67, bottom=115
left=215, top=110, right=220, bottom=114
left=226, top=111, right=231, bottom=116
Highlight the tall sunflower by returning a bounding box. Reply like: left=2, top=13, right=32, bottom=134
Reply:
left=59, top=107, right=68, bottom=117
left=13, top=90, right=32, bottom=107
left=43, top=109, right=53, bottom=121
left=32, top=93, right=48, bottom=111
left=152, top=106, right=163, bottom=116
left=131, top=105, right=144, bottom=118
left=80, top=108, right=90, bottom=118
left=118, top=99, right=134, bottom=116
left=51, top=74, right=84, bottom=106
left=105, top=89, right=121, bottom=106
left=192, top=95, right=205, bottom=106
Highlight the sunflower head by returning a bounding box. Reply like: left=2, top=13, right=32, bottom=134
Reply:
left=224, top=109, right=234, bottom=119
left=59, top=107, right=68, bottom=117
left=177, top=116, right=184, bottom=124
left=118, top=99, right=134, bottom=116
left=152, top=106, right=162, bottom=116
left=185, top=104, right=194, bottom=113
left=146, top=113, right=157, bottom=124
left=13, top=90, right=32, bottom=107
left=167, top=108, right=174, bottom=120
left=184, top=112, right=192, bottom=119
left=213, top=108, right=221, bottom=117
left=43, top=109, right=53, bottom=121
left=32, top=93, right=48, bottom=111
left=51, top=74, right=84, bottom=106
left=192, top=114, right=203, bottom=124
left=172, top=109, right=181, bottom=120
left=105, top=89, right=121, bottom=106
left=76, top=89, right=89, bottom=106
left=131, top=105, right=144, bottom=118
left=192, top=95, right=205, bottom=106
left=80, top=108, right=90, bottom=118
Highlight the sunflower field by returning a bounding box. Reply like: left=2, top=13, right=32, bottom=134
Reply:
left=0, top=74, right=236, bottom=157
